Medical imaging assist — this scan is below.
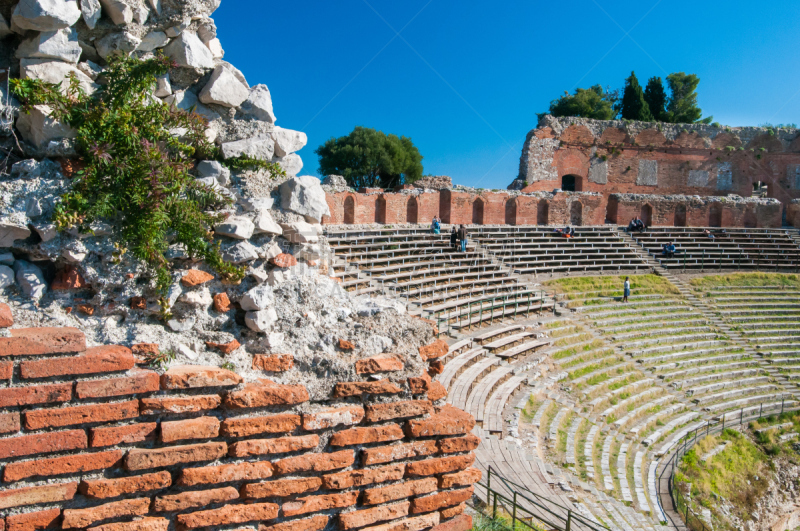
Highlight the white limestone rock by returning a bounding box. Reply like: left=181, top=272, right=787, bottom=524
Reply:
left=98, top=0, right=141, bottom=25
left=15, top=105, right=77, bottom=149
left=13, top=260, right=47, bottom=300
left=253, top=210, right=282, bottom=236
left=206, top=38, right=223, bottom=59
left=167, top=317, right=195, bottom=332
left=179, top=287, right=213, bottom=307
left=146, top=0, right=161, bottom=15
left=279, top=175, right=330, bottom=223
left=96, top=31, right=141, bottom=59
left=239, top=197, right=274, bottom=212
left=272, top=127, right=307, bottom=157
left=164, top=31, right=214, bottom=70
left=196, top=161, right=230, bottom=186
left=176, top=343, right=198, bottom=359
left=221, top=135, right=274, bottom=161
left=11, top=159, right=45, bottom=179
left=164, top=90, right=220, bottom=121
left=247, top=264, right=268, bottom=283
left=194, top=176, right=235, bottom=201
left=274, top=153, right=303, bottom=177
left=11, top=0, right=81, bottom=32
left=279, top=221, right=321, bottom=244
left=266, top=269, right=285, bottom=287
left=261, top=243, right=282, bottom=262
left=240, top=84, right=275, bottom=123
left=154, top=74, right=172, bottom=98
left=322, top=174, right=347, bottom=188
left=62, top=249, right=87, bottom=262
left=165, top=18, right=190, bottom=37
left=240, top=285, right=273, bottom=311
left=77, top=61, right=102, bottom=81
left=17, top=27, right=81, bottom=63
left=222, top=241, right=259, bottom=263
left=215, top=216, right=254, bottom=240
left=0, top=265, right=14, bottom=289
left=80, top=0, right=101, bottom=28
left=245, top=308, right=277, bottom=333
left=296, top=243, right=322, bottom=261
left=137, top=31, right=169, bottom=52
left=22, top=61, right=98, bottom=95
left=199, top=63, right=249, bottom=108
left=33, top=223, right=58, bottom=242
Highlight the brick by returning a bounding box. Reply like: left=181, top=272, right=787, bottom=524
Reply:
left=0, top=361, right=12, bottom=380
left=259, top=515, right=329, bottom=531
left=87, top=518, right=169, bottom=531
left=242, top=477, right=321, bottom=499
left=126, top=442, right=227, bottom=471
left=0, top=382, right=71, bottom=408
left=91, top=423, right=157, bottom=447
left=359, top=512, right=440, bottom=531
left=428, top=382, right=447, bottom=401
left=339, top=502, right=409, bottom=530
left=20, top=346, right=134, bottom=378
left=154, top=486, right=238, bottom=512
left=419, top=339, right=448, bottom=360
left=410, top=487, right=473, bottom=514
left=81, top=471, right=172, bottom=498
left=25, top=399, right=138, bottom=430
left=4, top=449, right=123, bottom=482
left=322, top=463, right=405, bottom=490
left=220, top=413, right=301, bottom=437
left=0, top=412, right=20, bottom=434
left=273, top=449, right=354, bottom=475
left=139, top=395, right=220, bottom=414
left=428, top=360, right=443, bottom=376
left=181, top=269, right=215, bottom=286
left=229, top=434, right=319, bottom=457
left=213, top=292, right=231, bottom=312
left=5, top=508, right=61, bottom=531
left=0, top=327, right=85, bottom=357
left=440, top=503, right=466, bottom=519
left=355, top=355, right=404, bottom=374
left=161, top=416, right=220, bottom=443
left=407, top=373, right=430, bottom=394
left=439, top=467, right=481, bottom=489
left=338, top=339, right=355, bottom=351
left=406, top=454, right=475, bottom=477
left=406, top=406, right=475, bottom=437
left=303, top=405, right=364, bottom=430
left=333, top=380, right=403, bottom=397
left=51, top=268, right=88, bottom=290
left=0, top=482, right=77, bottom=510
left=176, top=503, right=278, bottom=529
left=330, top=424, right=404, bottom=447
left=205, top=339, right=241, bottom=354
left=252, top=354, right=294, bottom=372
left=270, top=253, right=297, bottom=268
left=365, top=400, right=432, bottom=422
left=224, top=381, right=309, bottom=409
left=282, top=491, right=358, bottom=518
left=0, top=429, right=87, bottom=460
left=438, top=434, right=480, bottom=454
left=0, top=302, right=12, bottom=328
left=62, top=498, right=151, bottom=529
left=180, top=461, right=273, bottom=486
left=131, top=343, right=158, bottom=357
left=430, top=514, right=471, bottom=531
left=76, top=370, right=160, bottom=399
left=362, top=478, right=438, bottom=505
left=160, top=365, right=242, bottom=389
left=362, top=440, right=438, bottom=466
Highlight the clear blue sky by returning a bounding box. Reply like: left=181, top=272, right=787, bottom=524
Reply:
left=214, top=0, right=800, bottom=189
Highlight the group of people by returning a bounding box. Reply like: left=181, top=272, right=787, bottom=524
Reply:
left=431, top=217, right=468, bottom=252
left=554, top=226, right=576, bottom=238
left=661, top=241, right=677, bottom=258
left=627, top=216, right=647, bottom=233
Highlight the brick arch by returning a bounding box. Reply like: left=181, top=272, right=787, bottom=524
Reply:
left=569, top=201, right=583, bottom=226
left=747, top=133, right=784, bottom=153
left=674, top=131, right=709, bottom=149
left=553, top=149, right=590, bottom=181
left=634, top=129, right=667, bottom=147
left=599, top=127, right=631, bottom=145
left=343, top=195, right=356, bottom=224
left=472, top=197, right=485, bottom=224
left=406, top=196, right=419, bottom=223
left=375, top=195, right=387, bottom=224
left=560, top=125, right=595, bottom=144
left=504, top=197, right=517, bottom=225
left=711, top=132, right=743, bottom=150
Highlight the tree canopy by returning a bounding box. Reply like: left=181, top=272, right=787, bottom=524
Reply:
left=666, top=72, right=713, bottom=124
left=619, top=72, right=653, bottom=121
left=543, top=85, right=616, bottom=121
left=644, top=76, right=668, bottom=122
left=315, top=127, right=423, bottom=189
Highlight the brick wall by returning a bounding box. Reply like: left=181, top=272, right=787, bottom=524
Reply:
left=789, top=200, right=800, bottom=228
left=0, top=306, right=476, bottom=531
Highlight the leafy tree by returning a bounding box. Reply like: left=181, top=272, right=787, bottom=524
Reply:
left=619, top=71, right=653, bottom=121
left=543, top=85, right=617, bottom=121
left=644, top=76, right=668, bottom=122
left=666, top=72, right=712, bottom=124
left=315, top=126, right=423, bottom=189
left=11, top=55, right=277, bottom=315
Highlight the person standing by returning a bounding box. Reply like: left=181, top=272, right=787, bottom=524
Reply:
left=431, top=216, right=441, bottom=235
left=457, top=224, right=467, bottom=252
left=623, top=276, right=630, bottom=303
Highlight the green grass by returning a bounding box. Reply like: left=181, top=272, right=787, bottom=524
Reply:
left=691, top=272, right=800, bottom=292
left=544, top=274, right=681, bottom=304
left=471, top=510, right=545, bottom=531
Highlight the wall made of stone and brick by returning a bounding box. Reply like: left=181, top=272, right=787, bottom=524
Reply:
left=0, top=307, right=477, bottom=531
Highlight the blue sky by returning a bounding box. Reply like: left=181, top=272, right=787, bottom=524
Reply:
left=214, top=1, right=800, bottom=189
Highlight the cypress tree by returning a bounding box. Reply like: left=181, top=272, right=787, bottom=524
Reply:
left=644, top=76, right=668, bottom=122
left=619, top=71, right=653, bottom=122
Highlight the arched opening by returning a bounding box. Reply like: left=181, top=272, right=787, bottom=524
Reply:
left=375, top=196, right=387, bottom=224
left=343, top=196, right=355, bottom=224
left=674, top=204, right=687, bottom=227
left=709, top=203, right=722, bottom=227
left=570, top=202, right=583, bottom=226
left=744, top=206, right=757, bottom=228
left=752, top=180, right=768, bottom=198
left=562, top=175, right=582, bottom=192
left=640, top=204, right=653, bottom=227
left=505, top=198, right=516, bottom=225
left=537, top=200, right=549, bottom=225
left=406, top=197, right=418, bottom=224
left=472, top=198, right=484, bottom=225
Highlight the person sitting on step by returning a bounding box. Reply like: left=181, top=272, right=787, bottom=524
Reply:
left=662, top=242, right=676, bottom=258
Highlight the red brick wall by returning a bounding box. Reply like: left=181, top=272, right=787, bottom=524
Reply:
left=0, top=308, right=476, bottom=531
left=609, top=195, right=782, bottom=228
left=789, top=201, right=800, bottom=228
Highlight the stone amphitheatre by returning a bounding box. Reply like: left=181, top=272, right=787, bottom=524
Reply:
left=2, top=2, right=800, bottom=531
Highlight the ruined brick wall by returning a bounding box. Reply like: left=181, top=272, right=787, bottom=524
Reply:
left=0, top=309, right=477, bottom=531
left=789, top=200, right=800, bottom=228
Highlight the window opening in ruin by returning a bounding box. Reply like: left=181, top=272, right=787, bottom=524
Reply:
left=709, top=204, right=722, bottom=227
left=376, top=196, right=387, bottom=224
left=562, top=174, right=582, bottom=192
left=406, top=197, right=418, bottom=223
left=752, top=180, right=768, bottom=198
left=640, top=204, right=653, bottom=227
left=674, top=204, right=687, bottom=227
left=744, top=206, right=757, bottom=228
left=537, top=200, right=549, bottom=225
left=505, top=198, right=517, bottom=225
left=344, top=196, right=355, bottom=224
left=570, top=202, right=583, bottom=226
left=472, top=198, right=485, bottom=224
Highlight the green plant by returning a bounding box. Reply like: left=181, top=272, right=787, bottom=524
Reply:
left=143, top=348, right=176, bottom=370
left=11, top=56, right=267, bottom=315
left=221, top=361, right=236, bottom=371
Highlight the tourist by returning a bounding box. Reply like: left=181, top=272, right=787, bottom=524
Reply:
left=623, top=276, right=630, bottom=303
left=627, top=218, right=638, bottom=232
left=430, top=216, right=441, bottom=235
left=634, top=217, right=646, bottom=233
left=457, top=224, right=467, bottom=252
left=662, top=242, right=676, bottom=258
left=704, top=229, right=715, bottom=239
left=450, top=226, right=458, bottom=250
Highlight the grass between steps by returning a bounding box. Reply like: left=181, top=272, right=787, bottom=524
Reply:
left=544, top=274, right=681, bottom=304
left=690, top=272, right=800, bottom=292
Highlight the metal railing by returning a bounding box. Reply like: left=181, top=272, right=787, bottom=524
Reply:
left=474, top=467, right=611, bottom=531
left=434, top=290, right=557, bottom=337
